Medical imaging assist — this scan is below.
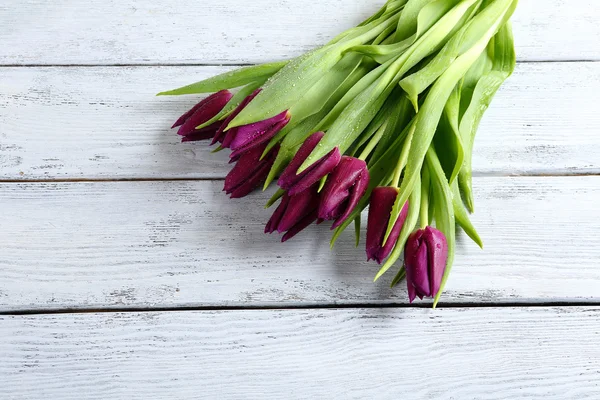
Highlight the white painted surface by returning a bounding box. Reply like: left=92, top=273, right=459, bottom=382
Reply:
left=1, top=307, right=600, bottom=399
left=1, top=1, right=599, bottom=397
left=1, top=177, right=599, bottom=312
left=0, top=0, right=598, bottom=65
left=1, top=62, right=599, bottom=180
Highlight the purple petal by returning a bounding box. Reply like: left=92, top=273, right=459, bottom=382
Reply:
left=229, top=160, right=273, bottom=199
left=333, top=168, right=369, bottom=229
left=286, top=148, right=341, bottom=196
left=377, top=201, right=409, bottom=263
left=413, top=239, right=431, bottom=297
left=404, top=230, right=422, bottom=302
left=276, top=186, right=319, bottom=233
left=424, top=226, right=448, bottom=297
left=319, top=157, right=366, bottom=219
left=225, top=144, right=278, bottom=198
left=366, top=187, right=398, bottom=263
left=212, top=89, right=261, bottom=145
left=228, top=112, right=290, bottom=160
left=181, top=120, right=223, bottom=142
left=316, top=156, right=369, bottom=229
left=172, top=91, right=231, bottom=129
left=278, top=132, right=324, bottom=189
left=366, top=187, right=409, bottom=264
left=265, top=194, right=290, bottom=234
left=281, top=210, right=318, bottom=242
left=176, top=90, right=233, bottom=137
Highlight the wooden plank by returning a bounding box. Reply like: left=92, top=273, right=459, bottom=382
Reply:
left=1, top=307, right=599, bottom=399
left=1, top=176, right=599, bottom=312
left=1, top=0, right=598, bottom=65
left=1, top=62, right=599, bottom=181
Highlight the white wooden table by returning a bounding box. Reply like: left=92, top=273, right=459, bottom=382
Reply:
left=1, top=1, right=600, bottom=398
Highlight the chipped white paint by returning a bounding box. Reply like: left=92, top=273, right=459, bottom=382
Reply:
left=1, top=62, right=599, bottom=180
left=0, top=0, right=598, bottom=65
left=1, top=177, right=599, bottom=312
left=1, top=307, right=600, bottom=399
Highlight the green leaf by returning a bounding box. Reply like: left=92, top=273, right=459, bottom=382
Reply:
left=395, top=0, right=441, bottom=42
left=443, top=82, right=465, bottom=183
left=431, top=84, right=465, bottom=184
left=426, top=147, right=456, bottom=309
left=306, top=0, right=490, bottom=174
left=318, top=176, right=328, bottom=193
left=333, top=0, right=406, bottom=44
left=398, top=0, right=489, bottom=103
left=354, top=216, right=362, bottom=247
left=227, top=13, right=401, bottom=129
left=374, top=174, right=421, bottom=282
left=299, top=61, right=400, bottom=173
left=349, top=115, right=388, bottom=159
left=371, top=93, right=415, bottom=162
left=157, top=62, right=287, bottom=96
left=390, top=267, right=407, bottom=288
left=262, top=59, right=372, bottom=189
left=382, top=123, right=416, bottom=244
left=459, top=45, right=493, bottom=118
left=351, top=0, right=463, bottom=64
left=316, top=57, right=393, bottom=133
left=392, top=0, right=517, bottom=228
left=452, top=179, right=483, bottom=248
left=262, top=53, right=365, bottom=155
left=459, top=22, right=516, bottom=213
left=348, top=86, right=407, bottom=158
left=265, top=188, right=286, bottom=209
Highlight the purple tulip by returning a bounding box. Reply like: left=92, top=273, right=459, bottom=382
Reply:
left=265, top=186, right=320, bottom=242
left=404, top=227, right=448, bottom=303
left=366, top=187, right=409, bottom=264
left=224, top=143, right=279, bottom=199
left=181, top=121, right=223, bottom=143
left=222, top=110, right=290, bottom=161
left=172, top=90, right=233, bottom=141
left=278, top=132, right=342, bottom=196
left=318, top=156, right=369, bottom=229
left=212, top=89, right=261, bottom=145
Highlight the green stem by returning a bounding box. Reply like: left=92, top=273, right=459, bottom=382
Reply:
left=359, top=121, right=388, bottom=161
left=341, top=10, right=402, bottom=49
left=391, top=123, right=416, bottom=187
left=420, top=164, right=430, bottom=229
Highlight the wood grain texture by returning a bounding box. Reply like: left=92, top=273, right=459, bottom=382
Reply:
left=1, top=307, right=600, bottom=399
left=1, top=176, right=599, bottom=312
left=1, top=0, right=598, bottom=65
left=1, top=62, right=599, bottom=181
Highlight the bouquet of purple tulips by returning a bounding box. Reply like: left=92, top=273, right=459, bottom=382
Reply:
left=159, top=0, right=517, bottom=306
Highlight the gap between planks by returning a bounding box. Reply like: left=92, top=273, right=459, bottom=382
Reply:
left=2, top=301, right=600, bottom=317
left=0, top=60, right=599, bottom=68
left=1, top=171, right=599, bottom=184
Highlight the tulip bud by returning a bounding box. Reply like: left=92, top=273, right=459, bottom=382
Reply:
left=181, top=121, right=223, bottom=143
left=318, top=156, right=369, bottom=229
left=212, top=89, right=261, bottom=145
left=366, top=187, right=409, bottom=264
left=223, top=110, right=290, bottom=161
left=404, top=227, right=448, bottom=303
left=265, top=186, right=320, bottom=242
left=172, top=90, right=233, bottom=141
left=278, top=132, right=341, bottom=196
left=224, top=143, right=279, bottom=199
